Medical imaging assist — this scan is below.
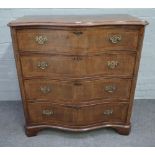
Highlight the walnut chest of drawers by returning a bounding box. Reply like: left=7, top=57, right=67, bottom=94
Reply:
left=8, top=15, right=148, bottom=136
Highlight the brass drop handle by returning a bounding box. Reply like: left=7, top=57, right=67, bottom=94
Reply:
left=40, top=86, right=51, bottom=94
left=104, top=109, right=113, bottom=115
left=37, top=61, right=48, bottom=70
left=35, top=35, right=48, bottom=45
left=104, top=85, right=116, bottom=93
left=109, top=35, right=122, bottom=44
left=107, top=61, right=119, bottom=69
left=73, top=31, right=83, bottom=36
left=42, top=109, right=53, bottom=116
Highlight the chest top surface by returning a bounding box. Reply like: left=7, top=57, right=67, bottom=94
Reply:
left=8, top=14, right=148, bottom=27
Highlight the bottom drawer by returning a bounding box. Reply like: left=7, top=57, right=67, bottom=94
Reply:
left=27, top=102, right=128, bottom=126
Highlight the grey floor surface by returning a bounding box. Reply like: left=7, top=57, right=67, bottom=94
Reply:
left=0, top=99, right=155, bottom=147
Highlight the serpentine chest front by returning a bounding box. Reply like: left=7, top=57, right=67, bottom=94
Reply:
left=8, top=14, right=148, bottom=136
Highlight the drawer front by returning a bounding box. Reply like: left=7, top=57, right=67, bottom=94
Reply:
left=17, top=27, right=139, bottom=53
left=21, top=53, right=136, bottom=78
left=77, top=103, right=128, bottom=125
left=24, top=78, right=132, bottom=102
left=27, top=102, right=77, bottom=125
left=27, top=102, right=128, bottom=125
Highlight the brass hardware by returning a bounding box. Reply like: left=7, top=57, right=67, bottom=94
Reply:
left=105, top=85, right=116, bottom=93
left=109, top=35, right=122, bottom=44
left=35, top=35, right=48, bottom=45
left=40, top=86, right=51, bottom=94
left=107, top=60, right=118, bottom=69
left=37, top=61, right=48, bottom=70
left=42, top=109, right=53, bottom=116
left=73, top=31, right=83, bottom=36
left=104, top=109, right=113, bottom=115
left=74, top=81, right=82, bottom=86
left=73, top=56, right=83, bottom=61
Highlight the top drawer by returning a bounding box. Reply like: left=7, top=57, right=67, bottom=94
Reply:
left=16, top=27, right=139, bottom=53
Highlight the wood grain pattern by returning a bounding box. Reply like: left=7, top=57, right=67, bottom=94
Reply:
left=16, top=27, right=139, bottom=52
left=24, top=78, right=132, bottom=102
left=8, top=15, right=148, bottom=136
left=20, top=53, right=136, bottom=78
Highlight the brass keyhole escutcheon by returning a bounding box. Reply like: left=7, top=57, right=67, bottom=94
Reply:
left=73, top=56, right=83, bottom=61
left=73, top=31, right=83, bottom=36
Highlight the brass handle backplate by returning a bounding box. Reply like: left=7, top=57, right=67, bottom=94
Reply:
left=107, top=61, right=118, bottom=69
left=37, top=61, right=48, bottom=70
left=109, top=35, right=122, bottom=44
left=42, top=109, right=53, bottom=116
left=35, top=35, right=48, bottom=45
left=104, top=109, right=113, bottom=115
left=40, top=86, right=51, bottom=94
left=105, top=85, right=116, bottom=93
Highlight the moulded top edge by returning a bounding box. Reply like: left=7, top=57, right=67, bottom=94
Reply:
left=8, top=14, right=149, bottom=27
